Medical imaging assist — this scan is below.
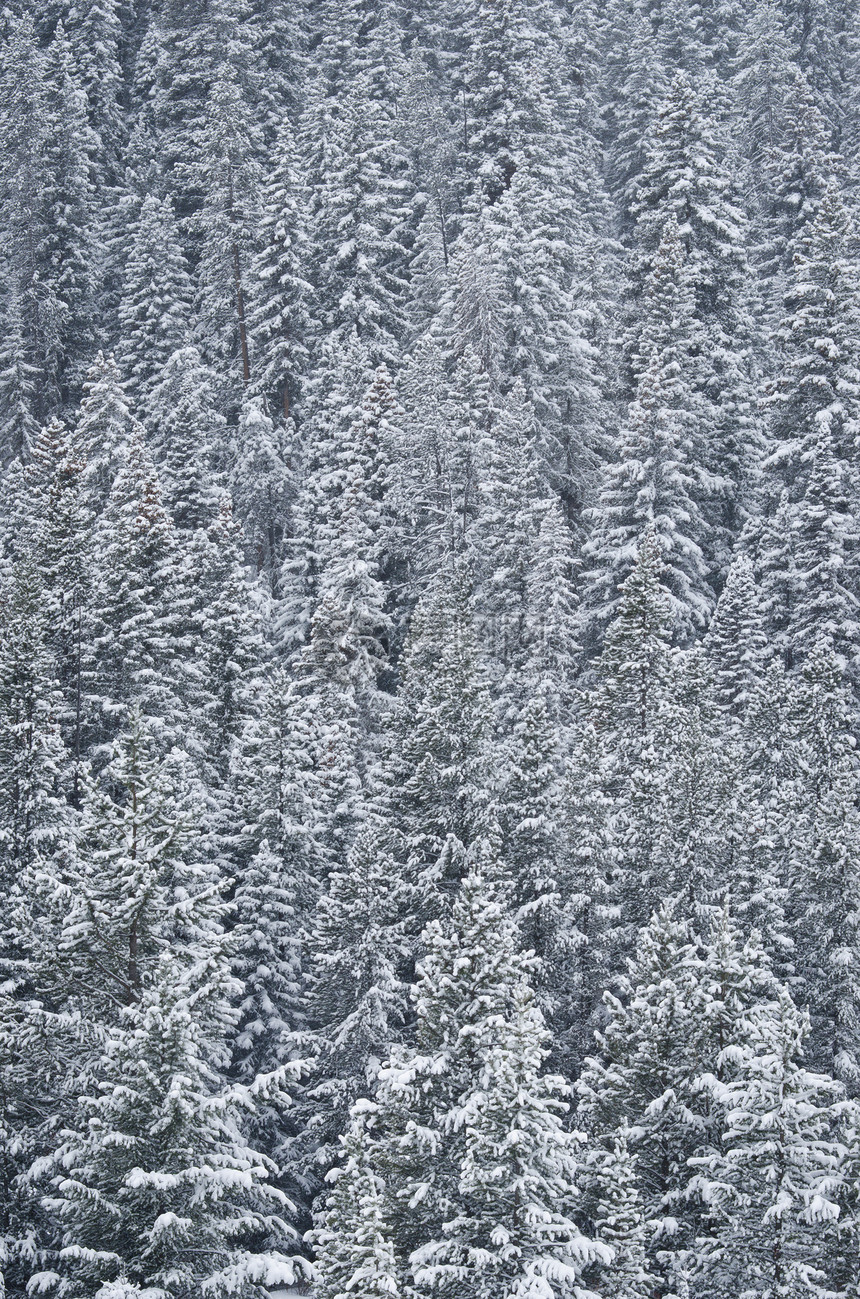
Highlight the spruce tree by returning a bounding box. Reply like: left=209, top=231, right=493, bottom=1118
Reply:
left=625, top=70, right=758, bottom=570
left=310, top=1105, right=402, bottom=1299
left=299, top=818, right=412, bottom=1172
left=117, top=195, right=194, bottom=403
left=691, top=992, right=844, bottom=1298
left=703, top=551, right=768, bottom=715
left=582, top=218, right=714, bottom=643
left=89, top=425, right=184, bottom=743
left=43, top=914, right=308, bottom=1299
left=364, top=861, right=607, bottom=1299
left=383, top=570, right=494, bottom=892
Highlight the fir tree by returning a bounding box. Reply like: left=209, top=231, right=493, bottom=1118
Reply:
left=117, top=196, right=194, bottom=403
left=309, top=1104, right=402, bottom=1299
left=299, top=819, right=412, bottom=1172
left=89, top=425, right=183, bottom=742
left=0, top=559, right=68, bottom=884
left=625, top=70, right=758, bottom=570
left=583, top=218, right=714, bottom=643
left=704, top=551, right=768, bottom=715
left=75, top=354, right=138, bottom=514
left=370, top=862, right=608, bottom=1299
left=691, top=992, right=844, bottom=1299
left=384, top=570, right=494, bottom=892
left=248, top=112, right=312, bottom=420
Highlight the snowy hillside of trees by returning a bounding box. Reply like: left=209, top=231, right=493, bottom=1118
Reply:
left=4, top=0, right=860, bottom=1295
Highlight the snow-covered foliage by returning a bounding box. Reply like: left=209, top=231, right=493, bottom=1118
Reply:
left=3, top=2, right=860, bottom=1296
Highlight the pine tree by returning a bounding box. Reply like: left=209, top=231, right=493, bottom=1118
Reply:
left=469, top=381, right=576, bottom=696
left=762, top=71, right=837, bottom=295
left=756, top=487, right=801, bottom=665
left=367, top=862, right=608, bottom=1299
left=582, top=218, right=714, bottom=643
left=89, top=425, right=183, bottom=743
left=299, top=818, right=412, bottom=1171
left=732, top=6, right=820, bottom=323
left=691, top=992, right=844, bottom=1298
left=179, top=495, right=263, bottom=780
left=117, top=196, right=194, bottom=403
left=307, top=364, right=398, bottom=711
left=0, top=285, right=41, bottom=461
left=704, top=551, right=768, bottom=715
left=451, top=0, right=608, bottom=510
left=524, top=494, right=580, bottom=711
left=229, top=665, right=326, bottom=1087
left=587, top=526, right=674, bottom=731
left=599, top=0, right=666, bottom=221
left=52, top=716, right=209, bottom=1017
left=289, top=592, right=365, bottom=859
left=310, top=1104, right=402, bottom=1299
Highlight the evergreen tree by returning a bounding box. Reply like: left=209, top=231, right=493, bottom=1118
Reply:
left=0, top=286, right=41, bottom=461
left=787, top=642, right=860, bottom=1086
left=146, top=345, right=226, bottom=532
left=310, top=1104, right=402, bottom=1299
left=249, top=112, right=311, bottom=420
left=117, top=196, right=194, bottom=403
left=691, top=992, right=844, bottom=1298
left=367, top=862, right=607, bottom=1299
left=27, top=417, right=95, bottom=793
left=581, top=1126, right=652, bottom=1299
left=230, top=395, right=292, bottom=592
left=0, top=559, right=68, bottom=885
left=43, top=902, right=308, bottom=1299
left=583, top=219, right=714, bottom=643
left=38, top=22, right=99, bottom=402
left=767, top=179, right=860, bottom=482
left=625, top=70, right=758, bottom=570
left=384, top=570, right=494, bottom=892
left=188, top=51, right=264, bottom=386
left=89, top=425, right=183, bottom=742
left=704, top=550, right=768, bottom=715
left=299, top=819, right=412, bottom=1172
left=301, top=37, right=412, bottom=365
left=789, top=428, right=860, bottom=675
left=67, top=0, right=125, bottom=180
left=579, top=904, right=779, bottom=1291
left=75, top=354, right=138, bottom=514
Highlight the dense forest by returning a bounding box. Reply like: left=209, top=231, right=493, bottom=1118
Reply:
left=3, top=0, right=860, bottom=1296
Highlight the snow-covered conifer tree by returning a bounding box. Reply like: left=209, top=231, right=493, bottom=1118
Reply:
left=704, top=551, right=768, bottom=715
left=117, top=196, right=193, bottom=402
left=691, top=991, right=844, bottom=1298
left=359, top=861, right=608, bottom=1299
